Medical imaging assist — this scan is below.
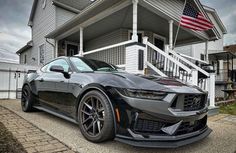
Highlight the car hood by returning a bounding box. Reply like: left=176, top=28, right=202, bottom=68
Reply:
left=98, top=72, right=203, bottom=94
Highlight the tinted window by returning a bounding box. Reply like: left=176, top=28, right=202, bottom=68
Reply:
left=46, top=59, right=70, bottom=72
left=70, top=58, right=93, bottom=72
left=70, top=57, right=122, bottom=72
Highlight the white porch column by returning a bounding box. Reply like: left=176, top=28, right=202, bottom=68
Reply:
left=169, top=20, right=173, bottom=50
left=132, top=0, right=138, bottom=42
left=79, top=27, right=84, bottom=57
left=208, top=73, right=216, bottom=107
left=143, top=37, right=148, bottom=71
left=191, top=69, right=198, bottom=86
left=205, top=41, right=209, bottom=62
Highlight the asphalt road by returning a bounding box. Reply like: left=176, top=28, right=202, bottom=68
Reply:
left=0, top=100, right=236, bottom=153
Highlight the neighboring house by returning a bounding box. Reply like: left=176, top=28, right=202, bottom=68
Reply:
left=17, top=0, right=226, bottom=110
left=208, top=44, right=236, bottom=100
left=16, top=41, right=33, bottom=64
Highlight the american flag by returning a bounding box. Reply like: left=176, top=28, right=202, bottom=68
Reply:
left=180, top=3, right=214, bottom=31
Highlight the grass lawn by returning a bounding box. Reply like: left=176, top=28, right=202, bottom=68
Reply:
left=219, top=102, right=236, bottom=115
left=0, top=122, right=26, bottom=153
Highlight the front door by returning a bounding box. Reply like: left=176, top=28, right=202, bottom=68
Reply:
left=67, top=44, right=78, bottom=56
left=37, top=59, right=70, bottom=111
left=153, top=36, right=165, bottom=70
left=154, top=37, right=165, bottom=50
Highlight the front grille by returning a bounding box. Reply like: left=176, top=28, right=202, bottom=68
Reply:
left=133, top=116, right=207, bottom=136
left=183, top=94, right=206, bottom=111
left=134, top=119, right=166, bottom=134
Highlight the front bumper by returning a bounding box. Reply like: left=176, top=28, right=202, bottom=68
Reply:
left=110, top=88, right=211, bottom=148
left=115, top=126, right=212, bottom=148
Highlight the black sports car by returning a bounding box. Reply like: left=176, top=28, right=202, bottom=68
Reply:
left=21, top=56, right=212, bottom=148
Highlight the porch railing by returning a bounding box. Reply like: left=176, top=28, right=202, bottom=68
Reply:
left=82, top=40, right=134, bottom=66
left=143, top=39, right=216, bottom=107
left=178, top=52, right=208, bottom=65
left=146, top=41, right=192, bottom=83
left=169, top=49, right=210, bottom=90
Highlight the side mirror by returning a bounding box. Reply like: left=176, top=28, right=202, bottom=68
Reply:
left=50, top=65, right=65, bottom=73
left=49, top=65, right=71, bottom=79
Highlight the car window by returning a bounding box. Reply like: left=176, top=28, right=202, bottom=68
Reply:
left=70, top=57, right=93, bottom=72
left=70, top=57, right=124, bottom=72
left=40, top=64, right=48, bottom=72
left=46, top=59, right=70, bottom=72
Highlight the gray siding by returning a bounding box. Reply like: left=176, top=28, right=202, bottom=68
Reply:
left=145, top=0, right=209, bottom=39
left=56, top=7, right=76, bottom=27
left=30, top=0, right=56, bottom=66
left=85, top=29, right=128, bottom=51
left=84, top=29, right=168, bottom=65
left=84, top=29, right=128, bottom=65
left=19, top=49, right=32, bottom=64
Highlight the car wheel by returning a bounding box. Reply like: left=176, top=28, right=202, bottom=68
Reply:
left=21, top=85, right=34, bottom=112
left=78, top=90, right=115, bottom=143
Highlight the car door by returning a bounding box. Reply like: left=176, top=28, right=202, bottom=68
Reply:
left=36, top=59, right=70, bottom=111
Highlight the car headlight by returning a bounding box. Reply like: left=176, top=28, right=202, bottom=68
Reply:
left=116, top=88, right=167, bottom=100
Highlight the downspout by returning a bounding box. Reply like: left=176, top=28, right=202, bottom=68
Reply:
left=46, top=38, right=56, bottom=58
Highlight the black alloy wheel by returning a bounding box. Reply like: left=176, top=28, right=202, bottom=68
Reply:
left=81, top=96, right=105, bottom=136
left=21, top=85, right=34, bottom=112
left=78, top=90, right=115, bottom=142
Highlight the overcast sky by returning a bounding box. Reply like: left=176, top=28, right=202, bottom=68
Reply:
left=0, top=0, right=235, bottom=61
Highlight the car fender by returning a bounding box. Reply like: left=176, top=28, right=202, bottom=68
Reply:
left=75, top=83, right=117, bottom=134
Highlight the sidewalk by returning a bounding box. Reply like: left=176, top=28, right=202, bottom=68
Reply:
left=0, top=106, right=75, bottom=153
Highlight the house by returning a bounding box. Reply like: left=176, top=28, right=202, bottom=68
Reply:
left=17, top=0, right=226, bottom=112
left=207, top=44, right=236, bottom=101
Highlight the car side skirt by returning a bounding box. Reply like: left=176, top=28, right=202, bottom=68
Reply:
left=34, top=106, right=78, bottom=124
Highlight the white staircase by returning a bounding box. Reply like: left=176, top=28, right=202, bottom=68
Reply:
left=142, top=37, right=216, bottom=107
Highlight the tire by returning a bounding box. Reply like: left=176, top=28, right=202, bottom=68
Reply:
left=78, top=90, right=115, bottom=143
left=21, top=85, right=34, bottom=112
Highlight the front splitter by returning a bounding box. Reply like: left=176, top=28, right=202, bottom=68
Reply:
left=115, top=127, right=212, bottom=148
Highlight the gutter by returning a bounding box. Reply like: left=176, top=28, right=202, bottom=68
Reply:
left=52, top=0, right=81, bottom=14
left=46, top=38, right=56, bottom=58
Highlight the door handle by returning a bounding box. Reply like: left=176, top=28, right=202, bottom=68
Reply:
left=39, top=78, right=44, bottom=82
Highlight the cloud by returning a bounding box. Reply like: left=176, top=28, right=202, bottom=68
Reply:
left=0, top=0, right=33, bottom=55
left=200, top=0, right=236, bottom=46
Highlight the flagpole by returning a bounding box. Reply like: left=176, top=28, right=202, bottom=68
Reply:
left=173, top=0, right=187, bottom=49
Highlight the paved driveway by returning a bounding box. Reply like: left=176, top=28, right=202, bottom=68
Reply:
left=0, top=100, right=236, bottom=153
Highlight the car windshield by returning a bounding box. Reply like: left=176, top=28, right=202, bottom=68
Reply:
left=70, top=57, right=125, bottom=72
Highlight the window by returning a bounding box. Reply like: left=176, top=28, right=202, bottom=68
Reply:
left=41, top=64, right=48, bottom=72
left=70, top=57, right=121, bottom=72
left=70, top=57, right=93, bottom=72
left=39, top=44, right=45, bottom=65
left=46, top=59, right=70, bottom=72
left=200, top=54, right=205, bottom=61
left=24, top=54, right=27, bottom=64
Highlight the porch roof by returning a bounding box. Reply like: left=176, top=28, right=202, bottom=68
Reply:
left=45, top=0, right=220, bottom=45
left=209, top=52, right=236, bottom=61
left=45, top=0, right=124, bottom=39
